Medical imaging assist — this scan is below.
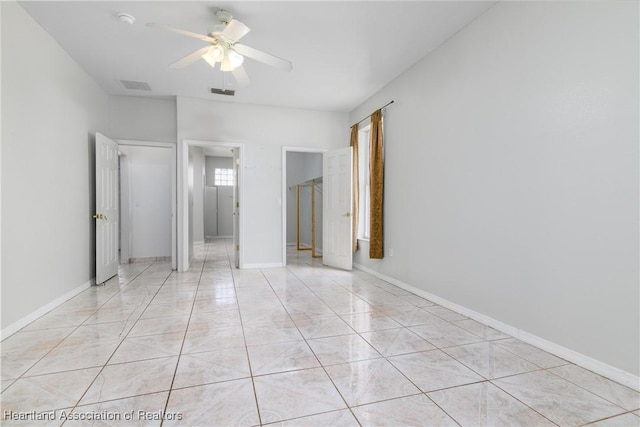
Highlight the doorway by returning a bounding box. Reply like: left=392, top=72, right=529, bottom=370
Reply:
left=179, top=140, right=243, bottom=271
left=281, top=147, right=326, bottom=266
left=118, top=143, right=175, bottom=268
left=204, top=151, right=235, bottom=238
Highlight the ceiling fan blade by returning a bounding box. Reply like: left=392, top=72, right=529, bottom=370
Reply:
left=170, top=46, right=211, bottom=69
left=232, top=43, right=293, bottom=72
left=147, top=22, right=216, bottom=44
left=232, top=65, right=251, bottom=87
left=222, top=19, right=250, bottom=42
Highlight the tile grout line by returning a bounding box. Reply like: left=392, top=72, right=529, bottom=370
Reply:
left=2, top=265, right=152, bottom=387
left=229, top=239, right=264, bottom=427
left=159, top=241, right=210, bottom=427
left=5, top=262, right=155, bottom=383
left=285, top=252, right=468, bottom=424
left=285, top=248, right=502, bottom=422
left=260, top=262, right=364, bottom=426
left=430, top=345, right=558, bottom=426
left=291, top=251, right=489, bottom=426
left=285, top=249, right=562, bottom=426
left=64, top=262, right=171, bottom=422
left=48, top=263, right=168, bottom=426
left=488, top=378, right=562, bottom=426
left=5, top=242, right=636, bottom=426
left=543, top=366, right=640, bottom=413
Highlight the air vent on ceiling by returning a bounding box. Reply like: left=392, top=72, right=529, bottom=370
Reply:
left=210, top=88, right=235, bottom=96
left=119, top=80, right=152, bottom=91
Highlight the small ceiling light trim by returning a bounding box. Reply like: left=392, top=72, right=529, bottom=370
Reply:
left=117, top=13, right=135, bottom=25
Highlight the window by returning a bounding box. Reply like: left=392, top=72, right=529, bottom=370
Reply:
left=214, top=168, right=234, bottom=186
left=358, top=125, right=370, bottom=240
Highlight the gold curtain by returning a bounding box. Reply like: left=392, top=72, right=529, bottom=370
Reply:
left=350, top=124, right=359, bottom=252
left=369, top=109, right=384, bottom=259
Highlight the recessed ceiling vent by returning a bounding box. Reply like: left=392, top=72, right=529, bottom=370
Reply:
left=210, top=88, right=235, bottom=96
left=119, top=80, right=152, bottom=91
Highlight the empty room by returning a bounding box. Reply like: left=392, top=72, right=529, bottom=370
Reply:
left=1, top=1, right=638, bottom=426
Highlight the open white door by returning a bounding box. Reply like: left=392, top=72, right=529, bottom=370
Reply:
left=232, top=148, right=240, bottom=268
left=323, top=146, right=352, bottom=270
left=95, top=133, right=119, bottom=284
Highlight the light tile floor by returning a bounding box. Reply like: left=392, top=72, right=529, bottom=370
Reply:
left=1, top=239, right=639, bottom=426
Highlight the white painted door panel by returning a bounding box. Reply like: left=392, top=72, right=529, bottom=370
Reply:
left=233, top=148, right=240, bottom=268
left=95, top=133, right=119, bottom=284
left=323, top=147, right=352, bottom=270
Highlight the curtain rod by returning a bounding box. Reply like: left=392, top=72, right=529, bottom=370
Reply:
left=352, top=100, right=395, bottom=127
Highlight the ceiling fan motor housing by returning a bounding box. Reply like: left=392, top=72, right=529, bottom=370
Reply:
left=216, top=10, right=233, bottom=24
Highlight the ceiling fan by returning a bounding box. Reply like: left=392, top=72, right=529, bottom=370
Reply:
left=149, top=10, right=292, bottom=87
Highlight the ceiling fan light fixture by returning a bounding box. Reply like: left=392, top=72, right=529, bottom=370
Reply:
left=210, top=44, right=224, bottom=60
left=152, top=10, right=291, bottom=77
left=227, top=49, right=244, bottom=69
left=220, top=55, right=233, bottom=72
left=202, top=45, right=225, bottom=69
left=201, top=52, right=217, bottom=69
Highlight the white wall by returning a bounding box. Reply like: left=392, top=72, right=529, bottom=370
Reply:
left=108, top=96, right=176, bottom=143
left=119, top=145, right=172, bottom=259
left=1, top=2, right=108, bottom=331
left=352, top=1, right=639, bottom=377
left=177, top=97, right=348, bottom=267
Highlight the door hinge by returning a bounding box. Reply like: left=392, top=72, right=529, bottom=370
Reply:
left=236, top=245, right=239, bottom=251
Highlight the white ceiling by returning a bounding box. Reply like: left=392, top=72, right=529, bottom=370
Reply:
left=20, top=1, right=494, bottom=112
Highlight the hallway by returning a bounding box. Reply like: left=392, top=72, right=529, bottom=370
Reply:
left=1, top=239, right=638, bottom=426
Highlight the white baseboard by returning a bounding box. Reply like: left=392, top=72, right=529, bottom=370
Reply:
left=516, top=330, right=639, bottom=391
left=353, top=263, right=640, bottom=392
left=242, top=262, right=285, bottom=269
left=0, top=278, right=94, bottom=341
left=129, top=256, right=171, bottom=263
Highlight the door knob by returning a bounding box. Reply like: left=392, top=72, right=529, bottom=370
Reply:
left=344, top=212, right=351, bottom=217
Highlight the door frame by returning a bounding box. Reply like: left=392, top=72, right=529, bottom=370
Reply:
left=281, top=146, right=327, bottom=266
left=116, top=139, right=177, bottom=270
left=179, top=139, right=244, bottom=271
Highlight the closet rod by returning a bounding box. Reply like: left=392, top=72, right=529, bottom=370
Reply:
left=352, top=100, right=394, bottom=127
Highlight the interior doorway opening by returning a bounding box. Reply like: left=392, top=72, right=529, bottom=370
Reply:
left=118, top=142, right=175, bottom=269
left=281, top=147, right=326, bottom=266
left=179, top=140, right=243, bottom=271
left=203, top=150, right=235, bottom=239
